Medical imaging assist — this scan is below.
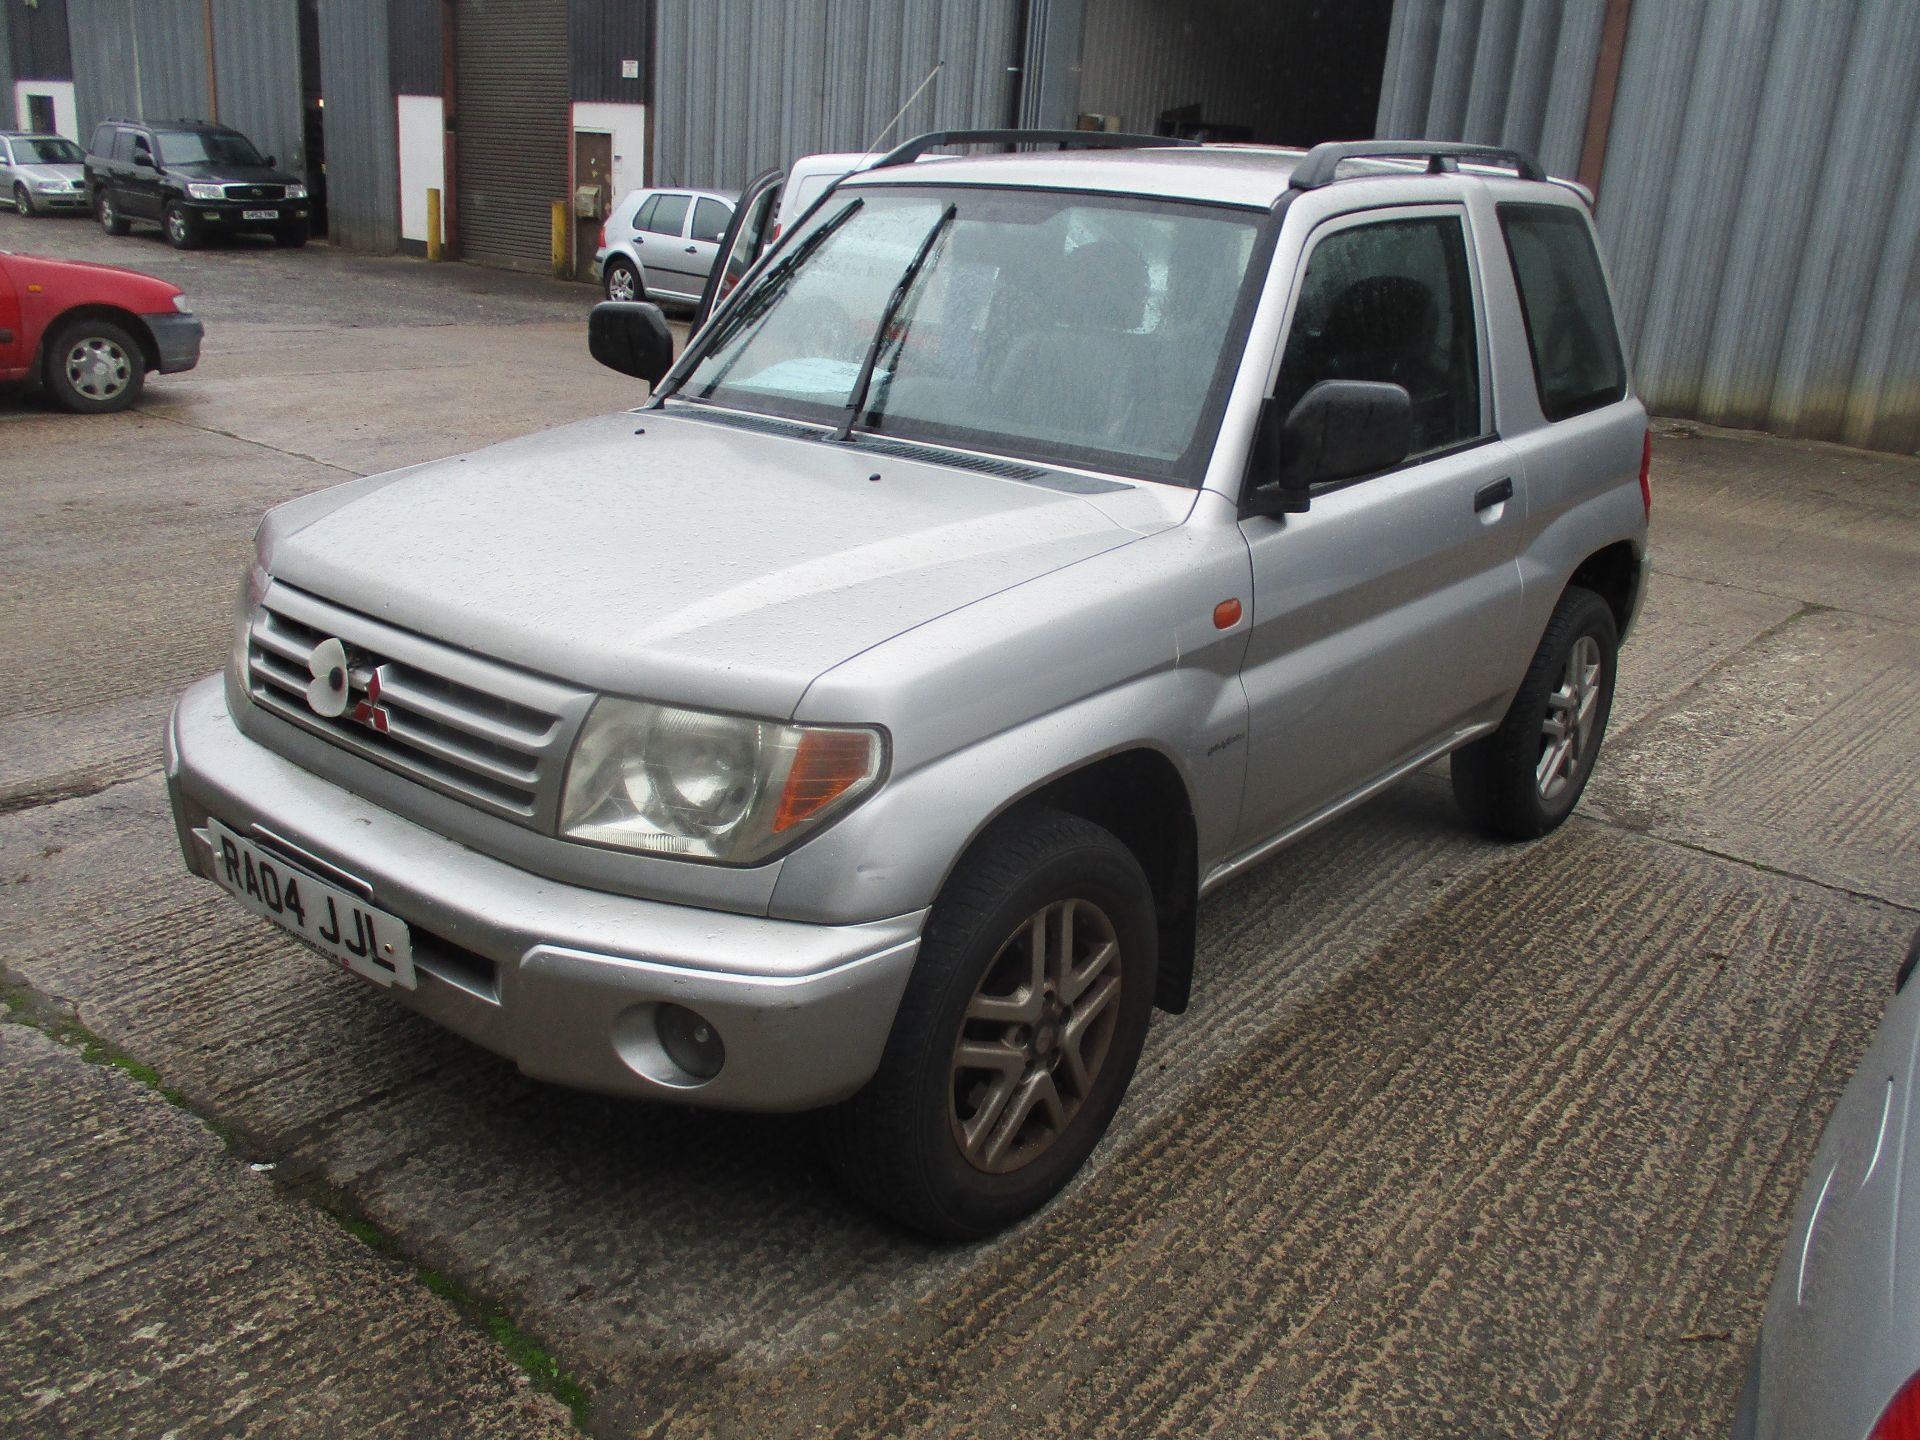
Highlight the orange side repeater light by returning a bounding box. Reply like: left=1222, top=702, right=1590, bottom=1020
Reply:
left=1213, top=598, right=1243, bottom=630
left=774, top=730, right=875, bottom=833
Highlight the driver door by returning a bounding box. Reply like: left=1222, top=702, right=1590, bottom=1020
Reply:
left=692, top=168, right=781, bottom=335
left=1234, top=204, right=1526, bottom=848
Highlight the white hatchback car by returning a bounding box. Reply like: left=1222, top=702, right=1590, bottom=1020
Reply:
left=593, top=186, right=735, bottom=306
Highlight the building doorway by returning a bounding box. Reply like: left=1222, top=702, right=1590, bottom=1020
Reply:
left=297, top=0, right=328, bottom=236
left=1075, top=0, right=1394, bottom=146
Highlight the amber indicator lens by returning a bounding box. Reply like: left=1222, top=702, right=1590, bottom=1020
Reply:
left=1213, top=598, right=1243, bottom=630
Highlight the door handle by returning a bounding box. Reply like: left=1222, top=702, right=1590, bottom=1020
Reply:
left=685, top=245, right=697, bottom=254
left=1474, top=477, right=1514, bottom=512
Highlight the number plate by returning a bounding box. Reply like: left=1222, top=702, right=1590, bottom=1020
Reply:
left=242, top=208, right=279, bottom=220
left=206, top=821, right=416, bottom=989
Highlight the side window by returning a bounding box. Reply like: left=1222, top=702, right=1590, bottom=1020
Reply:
left=645, top=192, right=690, bottom=237
left=632, top=194, right=659, bottom=232
left=90, top=124, right=114, bottom=157
left=691, top=196, right=730, bottom=244
left=111, top=129, right=139, bottom=162
left=1498, top=203, right=1627, bottom=421
left=1274, top=213, right=1483, bottom=460
left=0, top=142, right=11, bottom=164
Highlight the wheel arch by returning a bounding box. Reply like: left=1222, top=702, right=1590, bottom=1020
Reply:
left=38, top=304, right=160, bottom=378
left=1567, top=539, right=1642, bottom=638
left=965, top=747, right=1201, bottom=1016
left=604, top=247, right=647, bottom=297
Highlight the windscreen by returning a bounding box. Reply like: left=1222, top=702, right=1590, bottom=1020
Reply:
left=155, top=130, right=265, bottom=167
left=17, top=138, right=83, bottom=164
left=678, top=186, right=1268, bottom=484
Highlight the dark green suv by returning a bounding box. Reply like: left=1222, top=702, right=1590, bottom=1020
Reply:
left=85, top=118, right=311, bottom=250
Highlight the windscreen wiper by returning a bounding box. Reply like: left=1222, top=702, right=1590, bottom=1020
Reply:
left=652, top=197, right=865, bottom=406
left=829, top=204, right=957, bottom=443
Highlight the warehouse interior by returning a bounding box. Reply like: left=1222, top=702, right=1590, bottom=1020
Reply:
left=1074, top=0, right=1395, bottom=146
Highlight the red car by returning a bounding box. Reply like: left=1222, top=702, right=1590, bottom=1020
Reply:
left=0, top=249, right=202, bottom=412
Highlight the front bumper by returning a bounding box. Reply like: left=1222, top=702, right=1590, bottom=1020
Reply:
left=35, top=189, right=89, bottom=209
left=188, top=200, right=310, bottom=230
left=147, top=312, right=203, bottom=374
left=165, top=674, right=924, bottom=1110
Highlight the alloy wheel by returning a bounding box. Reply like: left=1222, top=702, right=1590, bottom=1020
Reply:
left=1537, top=634, right=1603, bottom=801
left=951, top=897, right=1124, bottom=1175
left=167, top=209, right=188, bottom=245
left=607, top=265, right=637, bottom=301
left=64, top=336, right=133, bottom=403
left=14, top=186, right=29, bottom=216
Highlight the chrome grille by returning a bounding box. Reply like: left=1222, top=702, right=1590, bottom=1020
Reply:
left=224, top=183, right=286, bottom=201
left=245, top=583, right=592, bottom=828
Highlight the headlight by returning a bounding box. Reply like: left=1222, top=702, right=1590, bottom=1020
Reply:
left=171, top=293, right=193, bottom=313
left=36, top=180, right=66, bottom=192
left=560, top=697, right=884, bottom=864
left=186, top=182, right=225, bottom=201
left=284, top=182, right=308, bottom=199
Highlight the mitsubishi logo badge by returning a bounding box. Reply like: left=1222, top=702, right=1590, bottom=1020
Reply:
left=305, top=637, right=391, bottom=733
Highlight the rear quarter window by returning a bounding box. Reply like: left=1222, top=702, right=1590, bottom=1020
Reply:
left=1498, top=203, right=1627, bottom=422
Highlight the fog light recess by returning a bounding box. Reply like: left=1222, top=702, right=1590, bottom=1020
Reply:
left=656, top=1003, right=725, bottom=1081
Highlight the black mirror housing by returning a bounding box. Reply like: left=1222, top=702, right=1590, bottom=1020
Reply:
left=132, top=151, right=154, bottom=169
left=1244, top=380, right=1412, bottom=516
left=265, top=153, right=277, bottom=168
left=589, top=301, right=675, bottom=387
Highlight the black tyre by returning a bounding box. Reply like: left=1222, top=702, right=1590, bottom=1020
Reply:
left=1452, top=584, right=1619, bottom=840
left=44, top=317, right=146, bottom=414
left=602, top=256, right=641, bottom=302
left=14, top=183, right=36, bottom=217
left=274, top=222, right=309, bottom=248
left=823, top=807, right=1158, bottom=1239
left=96, top=189, right=129, bottom=236
left=164, top=203, right=200, bottom=250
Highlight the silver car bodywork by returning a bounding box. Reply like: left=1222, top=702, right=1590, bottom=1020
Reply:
left=167, top=146, right=1648, bottom=1112
left=0, top=133, right=88, bottom=212
left=1734, top=934, right=1920, bottom=1439
left=591, top=185, right=735, bottom=304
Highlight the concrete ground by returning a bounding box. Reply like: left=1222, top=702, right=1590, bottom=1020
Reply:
left=2, top=211, right=1916, bottom=1440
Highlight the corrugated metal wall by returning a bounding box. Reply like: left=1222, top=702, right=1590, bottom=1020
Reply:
left=69, top=0, right=212, bottom=135
left=572, top=0, right=651, bottom=103
left=652, top=0, right=1022, bottom=192
left=315, top=0, right=399, bottom=252
left=1377, top=0, right=1920, bottom=454
left=6, top=0, right=74, bottom=83
left=389, top=0, right=442, bottom=96
left=1599, top=0, right=1920, bottom=452
left=1375, top=0, right=1605, bottom=180
left=211, top=0, right=303, bottom=177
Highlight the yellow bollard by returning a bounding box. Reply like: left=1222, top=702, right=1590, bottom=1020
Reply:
left=425, top=187, right=442, bottom=262
left=551, top=200, right=569, bottom=279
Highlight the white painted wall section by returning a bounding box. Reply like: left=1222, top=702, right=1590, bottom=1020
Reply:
left=572, top=101, right=647, bottom=205
left=15, top=81, right=79, bottom=142
left=395, top=94, right=446, bottom=243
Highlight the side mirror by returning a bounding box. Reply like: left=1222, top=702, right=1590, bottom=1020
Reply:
left=132, top=151, right=154, bottom=170
left=1243, top=380, right=1412, bottom=517
left=265, top=154, right=277, bottom=168
left=589, top=301, right=675, bottom=386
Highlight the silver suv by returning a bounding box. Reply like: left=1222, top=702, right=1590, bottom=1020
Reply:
left=166, top=133, right=1649, bottom=1238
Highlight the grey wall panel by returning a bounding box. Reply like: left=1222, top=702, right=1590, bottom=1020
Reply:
left=6, top=0, right=74, bottom=82
left=1597, top=0, right=1920, bottom=452
left=211, top=0, right=302, bottom=173
left=1377, top=0, right=1919, bottom=452
left=1375, top=0, right=1600, bottom=179
left=316, top=0, right=398, bottom=252
left=389, top=0, right=442, bottom=96
left=571, top=0, right=651, bottom=104
left=653, top=0, right=1021, bottom=192
left=70, top=0, right=212, bottom=134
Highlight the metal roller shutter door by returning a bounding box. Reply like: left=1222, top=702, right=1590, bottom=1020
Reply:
left=455, top=0, right=568, bottom=270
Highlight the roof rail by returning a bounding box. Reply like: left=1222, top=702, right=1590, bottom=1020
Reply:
left=872, top=128, right=1198, bottom=171
left=1289, top=140, right=1546, bottom=190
